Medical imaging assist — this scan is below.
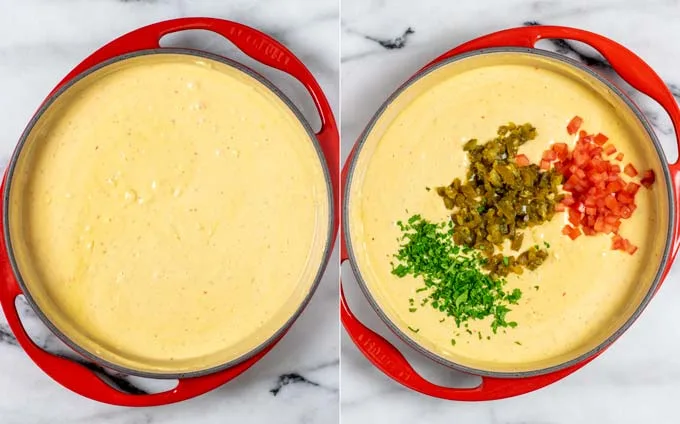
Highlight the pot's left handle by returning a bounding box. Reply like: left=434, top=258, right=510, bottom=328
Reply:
left=340, top=154, right=586, bottom=399
left=341, top=284, right=594, bottom=400
left=57, top=17, right=339, bottom=235
left=0, top=233, right=275, bottom=406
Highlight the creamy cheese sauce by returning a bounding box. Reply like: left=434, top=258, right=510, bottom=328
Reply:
left=348, top=52, right=668, bottom=373
left=8, top=54, right=330, bottom=374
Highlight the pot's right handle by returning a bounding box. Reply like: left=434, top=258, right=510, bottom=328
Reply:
left=427, top=25, right=680, bottom=265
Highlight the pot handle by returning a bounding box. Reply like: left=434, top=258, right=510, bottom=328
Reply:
left=0, top=233, right=277, bottom=406
left=55, top=17, right=339, bottom=239
left=341, top=206, right=591, bottom=401
left=426, top=25, right=680, bottom=261
left=1, top=18, right=338, bottom=406
left=341, top=283, right=596, bottom=400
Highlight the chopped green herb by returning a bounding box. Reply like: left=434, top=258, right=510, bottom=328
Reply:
left=415, top=287, right=428, bottom=293
left=391, top=215, right=522, bottom=334
left=425, top=187, right=431, bottom=191
left=439, top=318, right=445, bottom=323
left=478, top=332, right=482, bottom=340
left=408, top=308, right=417, bottom=313
left=534, top=285, right=540, bottom=290
left=451, top=339, right=456, bottom=346
left=502, top=256, right=510, bottom=267
left=408, top=326, right=419, bottom=333
left=515, top=341, right=522, bottom=345
left=408, top=298, right=414, bottom=305
left=506, top=288, right=522, bottom=304
left=543, top=241, right=551, bottom=248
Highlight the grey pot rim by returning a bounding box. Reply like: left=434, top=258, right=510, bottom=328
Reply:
left=2, top=48, right=336, bottom=380
left=342, top=46, right=675, bottom=379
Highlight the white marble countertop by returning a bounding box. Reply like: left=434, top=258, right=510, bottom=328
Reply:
left=341, top=0, right=680, bottom=423
left=0, top=1, right=339, bottom=423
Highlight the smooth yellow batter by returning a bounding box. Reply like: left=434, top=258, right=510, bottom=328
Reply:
left=348, top=52, right=669, bottom=373
left=8, top=53, right=331, bottom=374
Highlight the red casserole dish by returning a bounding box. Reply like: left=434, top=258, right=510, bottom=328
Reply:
left=0, top=17, right=338, bottom=406
left=341, top=25, right=680, bottom=400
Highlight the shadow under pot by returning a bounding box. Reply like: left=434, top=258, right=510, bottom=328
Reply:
left=0, top=18, right=337, bottom=407
left=342, top=25, right=680, bottom=400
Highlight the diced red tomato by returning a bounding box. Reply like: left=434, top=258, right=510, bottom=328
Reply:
left=574, top=150, right=589, bottom=166
left=593, top=133, right=609, bottom=146
left=604, top=195, right=620, bottom=213
left=624, top=163, right=638, bottom=177
left=616, top=192, right=634, bottom=205
left=561, top=193, right=575, bottom=205
left=515, top=154, right=531, bottom=167
left=603, top=144, right=617, bottom=156
left=624, top=182, right=640, bottom=195
left=611, top=234, right=625, bottom=250
left=552, top=143, right=569, bottom=160
left=542, top=149, right=557, bottom=161
left=540, top=159, right=551, bottom=170
left=611, top=235, right=638, bottom=254
left=605, top=180, right=623, bottom=194
left=620, top=205, right=633, bottom=219
left=562, top=225, right=581, bottom=240
left=604, top=214, right=619, bottom=225
left=589, top=172, right=607, bottom=185
left=568, top=208, right=582, bottom=226
left=640, top=169, right=655, bottom=188
left=551, top=123, right=653, bottom=255
left=594, top=216, right=606, bottom=232
left=567, top=116, right=583, bottom=135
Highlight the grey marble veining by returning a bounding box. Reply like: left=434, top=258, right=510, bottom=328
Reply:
left=341, top=0, right=680, bottom=423
left=0, top=0, right=339, bottom=423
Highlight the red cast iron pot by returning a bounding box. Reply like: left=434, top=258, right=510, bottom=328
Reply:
left=341, top=25, right=680, bottom=400
left=0, top=18, right=338, bottom=407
